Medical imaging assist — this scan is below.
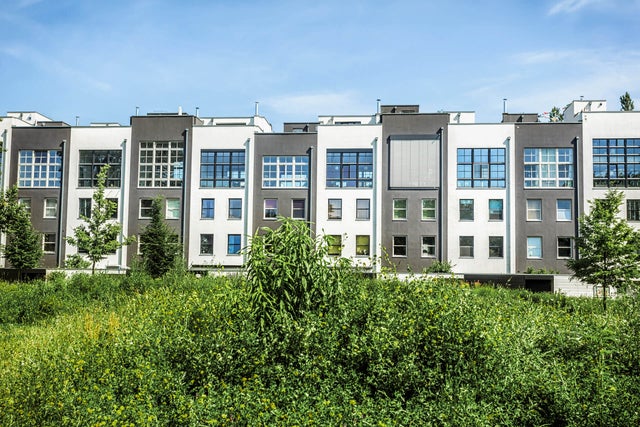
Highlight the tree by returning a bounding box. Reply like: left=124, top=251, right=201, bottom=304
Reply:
left=549, top=106, right=564, bottom=122
left=66, top=165, right=134, bottom=274
left=567, top=189, right=640, bottom=310
left=620, top=91, right=635, bottom=111
left=139, top=197, right=181, bottom=278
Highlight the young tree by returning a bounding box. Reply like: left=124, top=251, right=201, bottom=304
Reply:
left=620, top=91, right=635, bottom=111
left=139, top=197, right=181, bottom=278
left=549, top=106, right=564, bottom=122
left=567, top=189, right=640, bottom=310
left=66, top=165, right=134, bottom=274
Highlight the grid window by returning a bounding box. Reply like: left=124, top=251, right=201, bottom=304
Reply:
left=200, top=234, right=213, bottom=255
left=139, top=141, right=183, bottom=187
left=140, top=199, right=153, bottom=219
left=43, top=233, right=56, bottom=253
left=229, top=198, right=242, bottom=219
left=262, top=156, right=309, bottom=188
left=527, top=237, right=543, bottom=259
left=489, top=199, right=503, bottom=221
left=292, top=199, right=306, bottom=219
left=166, top=199, right=180, bottom=220
left=628, top=200, right=640, bottom=221
left=459, top=236, right=474, bottom=258
left=200, top=150, right=245, bottom=188
left=201, top=199, right=215, bottom=219
left=44, top=198, right=57, bottom=218
left=593, top=138, right=640, bottom=188
left=328, top=235, right=342, bottom=256
left=422, top=198, right=436, bottom=220
left=78, top=150, right=122, bottom=187
left=527, top=199, right=542, bottom=221
left=392, top=236, right=407, bottom=257
left=459, top=199, right=474, bottom=221
left=557, top=237, right=573, bottom=259
left=18, top=149, right=62, bottom=188
left=328, top=199, right=342, bottom=220
left=356, top=199, right=370, bottom=220
left=557, top=199, right=572, bottom=221
left=421, top=236, right=436, bottom=258
left=264, top=199, right=278, bottom=219
left=79, top=198, right=91, bottom=218
left=489, top=236, right=504, bottom=258
left=393, top=199, right=407, bottom=220
left=457, top=148, right=505, bottom=188
left=326, top=150, right=373, bottom=188
left=356, top=235, right=370, bottom=256
left=18, top=198, right=31, bottom=215
left=227, top=234, right=241, bottom=255
left=524, top=148, right=574, bottom=188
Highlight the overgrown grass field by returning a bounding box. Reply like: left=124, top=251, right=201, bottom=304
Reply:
left=1, top=271, right=640, bottom=426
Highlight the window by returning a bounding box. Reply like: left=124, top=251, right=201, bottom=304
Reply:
left=43, top=233, right=56, bottom=253
left=200, top=234, right=213, bottom=255
left=292, top=199, right=306, bottom=219
left=524, top=148, right=574, bottom=188
left=264, top=199, right=278, bottom=219
left=393, top=199, right=407, bottom=220
left=200, top=150, right=245, bottom=188
left=18, top=198, right=31, bottom=215
left=457, top=148, right=505, bottom=188
left=44, top=198, right=57, bottom=218
left=627, top=200, right=640, bottom=221
left=262, top=156, right=309, bottom=188
left=18, top=149, right=62, bottom=188
left=557, top=237, right=573, bottom=259
left=459, top=236, right=474, bottom=258
left=138, top=141, right=183, bottom=187
left=356, top=199, right=370, bottom=220
left=227, top=234, right=241, bottom=255
left=140, top=199, right=153, bottom=219
left=526, top=199, right=542, bottom=221
left=422, top=199, right=436, bottom=220
left=328, top=235, right=342, bottom=256
left=557, top=199, right=572, bottom=221
left=229, top=198, right=242, bottom=219
left=392, top=236, right=407, bottom=257
left=356, top=235, right=370, bottom=256
left=459, top=199, right=474, bottom=221
left=107, top=198, right=118, bottom=219
left=527, top=237, right=542, bottom=259
left=79, top=198, right=92, bottom=218
left=489, top=236, right=504, bottom=258
left=489, top=199, right=503, bottom=221
left=328, top=199, right=342, bottom=220
left=326, top=150, right=373, bottom=188
left=201, top=199, right=215, bottom=219
left=593, top=138, right=640, bottom=188
left=78, top=150, right=121, bottom=187
left=421, top=236, right=436, bottom=258
left=166, top=199, right=180, bottom=220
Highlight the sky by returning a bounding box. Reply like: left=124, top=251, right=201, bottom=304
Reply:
left=1, top=0, right=640, bottom=131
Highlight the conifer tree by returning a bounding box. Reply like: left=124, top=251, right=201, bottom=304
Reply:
left=139, top=197, right=181, bottom=278
left=620, top=91, right=634, bottom=111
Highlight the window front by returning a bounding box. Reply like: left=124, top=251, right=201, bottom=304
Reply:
left=200, top=234, right=213, bottom=255
left=328, top=235, right=342, bottom=256
left=44, top=198, right=57, bottom=218
left=140, top=199, right=153, bottom=219
left=557, top=199, right=572, bottom=221
left=292, top=199, right=306, bottom=219
left=356, top=235, right=370, bottom=256
left=627, top=200, right=640, bottom=221
left=201, top=199, right=215, bottom=219
left=356, top=199, right=370, bottom=220
left=557, top=237, right=573, bottom=259
left=489, top=236, right=504, bottom=258
left=392, top=236, right=407, bottom=257
left=593, top=138, right=640, bottom=188
left=229, top=198, right=242, bottom=219
left=139, top=141, right=183, bottom=187
left=18, top=149, right=62, bottom=188
left=326, top=150, right=373, bottom=188
left=78, top=150, right=122, bottom=187
left=200, top=150, right=245, bottom=188
left=79, top=198, right=91, bottom=218
left=227, top=234, right=241, bottom=255
left=262, top=156, right=309, bottom=188
left=393, top=199, right=407, bottom=220
left=459, top=199, right=474, bottom=221
left=459, top=236, right=474, bottom=258
left=166, top=199, right=180, bottom=220
left=18, top=198, right=31, bottom=215
left=524, top=148, right=573, bottom=188
left=457, top=148, right=505, bottom=188
left=328, top=199, right=342, bottom=220
left=421, top=236, right=436, bottom=258
left=264, top=199, right=278, bottom=219
left=422, top=198, right=436, bottom=220
left=43, top=233, right=56, bottom=253
left=527, top=237, right=543, bottom=259
left=489, top=199, right=503, bottom=221
left=526, top=199, right=542, bottom=221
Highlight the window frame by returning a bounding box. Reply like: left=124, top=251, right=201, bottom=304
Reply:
left=489, top=199, right=503, bottom=221
left=456, top=148, right=506, bottom=188
left=201, top=198, right=215, bottom=219
left=393, top=199, right=407, bottom=220
left=165, top=198, right=180, bottom=220
left=138, top=141, right=184, bottom=188
left=200, top=150, right=245, bottom=188
left=356, top=199, right=370, bottom=220
left=421, top=198, right=436, bottom=221
left=527, top=236, right=543, bottom=259
left=526, top=199, right=542, bottom=221
left=43, top=233, right=56, bottom=254
left=556, top=199, right=572, bottom=221
left=627, top=199, right=640, bottom=221
left=356, top=235, right=370, bottom=256
left=227, top=234, right=241, bottom=255
left=593, top=138, right=640, bottom=188
left=328, top=198, right=342, bottom=220
left=139, top=199, right=153, bottom=219
left=459, top=199, right=474, bottom=221
left=78, top=150, right=122, bottom=188
left=459, top=236, right=474, bottom=258
left=228, top=198, right=242, bottom=220
left=292, top=199, right=306, bottom=219
left=44, top=198, right=58, bottom=219
left=421, top=236, right=436, bottom=258
left=557, top=237, right=573, bottom=259
left=262, top=155, right=309, bottom=188
left=489, top=236, right=504, bottom=258
left=392, top=235, right=407, bottom=257
left=264, top=199, right=278, bottom=219
left=326, top=150, right=373, bottom=188
left=524, top=147, right=574, bottom=188
left=18, top=149, right=62, bottom=188
left=327, top=235, right=342, bottom=256
left=200, top=234, right=214, bottom=255
left=79, top=198, right=92, bottom=219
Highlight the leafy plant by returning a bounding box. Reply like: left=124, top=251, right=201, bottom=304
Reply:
left=423, top=260, right=454, bottom=274
left=139, top=197, right=182, bottom=278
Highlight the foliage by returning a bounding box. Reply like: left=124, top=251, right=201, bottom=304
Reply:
left=66, top=165, right=134, bottom=274
left=620, top=91, right=635, bottom=111
left=549, top=105, right=564, bottom=122
left=64, top=254, right=91, bottom=269
left=0, top=186, right=42, bottom=274
left=423, top=259, right=454, bottom=273
left=139, top=197, right=182, bottom=278
left=568, top=189, right=640, bottom=310
left=525, top=266, right=560, bottom=274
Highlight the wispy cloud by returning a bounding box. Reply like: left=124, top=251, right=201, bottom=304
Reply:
left=548, top=0, right=603, bottom=15
left=16, top=0, right=45, bottom=9
left=265, top=92, right=370, bottom=118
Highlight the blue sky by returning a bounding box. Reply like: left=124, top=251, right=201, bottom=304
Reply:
left=2, top=0, right=639, bottom=131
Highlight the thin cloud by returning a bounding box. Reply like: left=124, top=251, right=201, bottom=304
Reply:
left=548, top=0, right=603, bottom=15
left=265, top=92, right=371, bottom=118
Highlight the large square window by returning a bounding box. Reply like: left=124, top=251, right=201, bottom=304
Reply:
left=18, top=150, right=62, bottom=188
left=592, top=139, right=640, bottom=188
left=262, top=155, right=309, bottom=188
left=392, top=236, right=407, bottom=257
left=139, top=141, right=183, bottom=187
left=527, top=237, right=543, bottom=259
left=229, top=198, right=242, bottom=219
left=200, top=150, right=245, bottom=188
left=557, top=199, right=572, bottom=221
left=526, top=199, right=542, bottom=221
left=326, top=150, right=373, bottom=188
left=459, top=199, right=474, bottom=221
left=328, top=199, right=342, bottom=220
left=422, top=199, right=436, bottom=220
left=201, top=199, right=215, bottom=219
left=457, top=148, right=505, bottom=188
left=78, top=150, right=122, bottom=188
left=525, top=147, right=573, bottom=188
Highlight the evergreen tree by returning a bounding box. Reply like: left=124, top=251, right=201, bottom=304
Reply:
left=139, top=197, right=181, bottom=278
left=549, top=106, right=564, bottom=122
left=567, top=189, right=640, bottom=310
left=620, top=91, right=635, bottom=111
left=1, top=186, right=42, bottom=278
left=66, top=165, right=134, bottom=274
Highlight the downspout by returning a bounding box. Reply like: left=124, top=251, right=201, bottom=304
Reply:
left=242, top=138, right=251, bottom=266
left=308, top=145, right=314, bottom=232
left=438, top=127, right=444, bottom=262
left=1, top=130, right=6, bottom=189
left=372, top=137, right=378, bottom=273
left=181, top=129, right=189, bottom=257
left=57, top=139, right=67, bottom=268
left=573, top=136, right=580, bottom=259
left=118, top=139, right=127, bottom=270
left=505, top=136, right=512, bottom=273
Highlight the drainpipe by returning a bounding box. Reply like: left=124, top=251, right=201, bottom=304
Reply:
left=1, top=130, right=6, bottom=190
left=308, top=146, right=314, bottom=231
left=57, top=139, right=67, bottom=268
left=573, top=136, right=580, bottom=258
left=118, top=139, right=127, bottom=270
left=438, top=127, right=444, bottom=262
left=242, top=138, right=251, bottom=266
left=181, top=129, right=189, bottom=257
left=372, top=137, right=378, bottom=273
left=505, top=136, right=512, bottom=273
